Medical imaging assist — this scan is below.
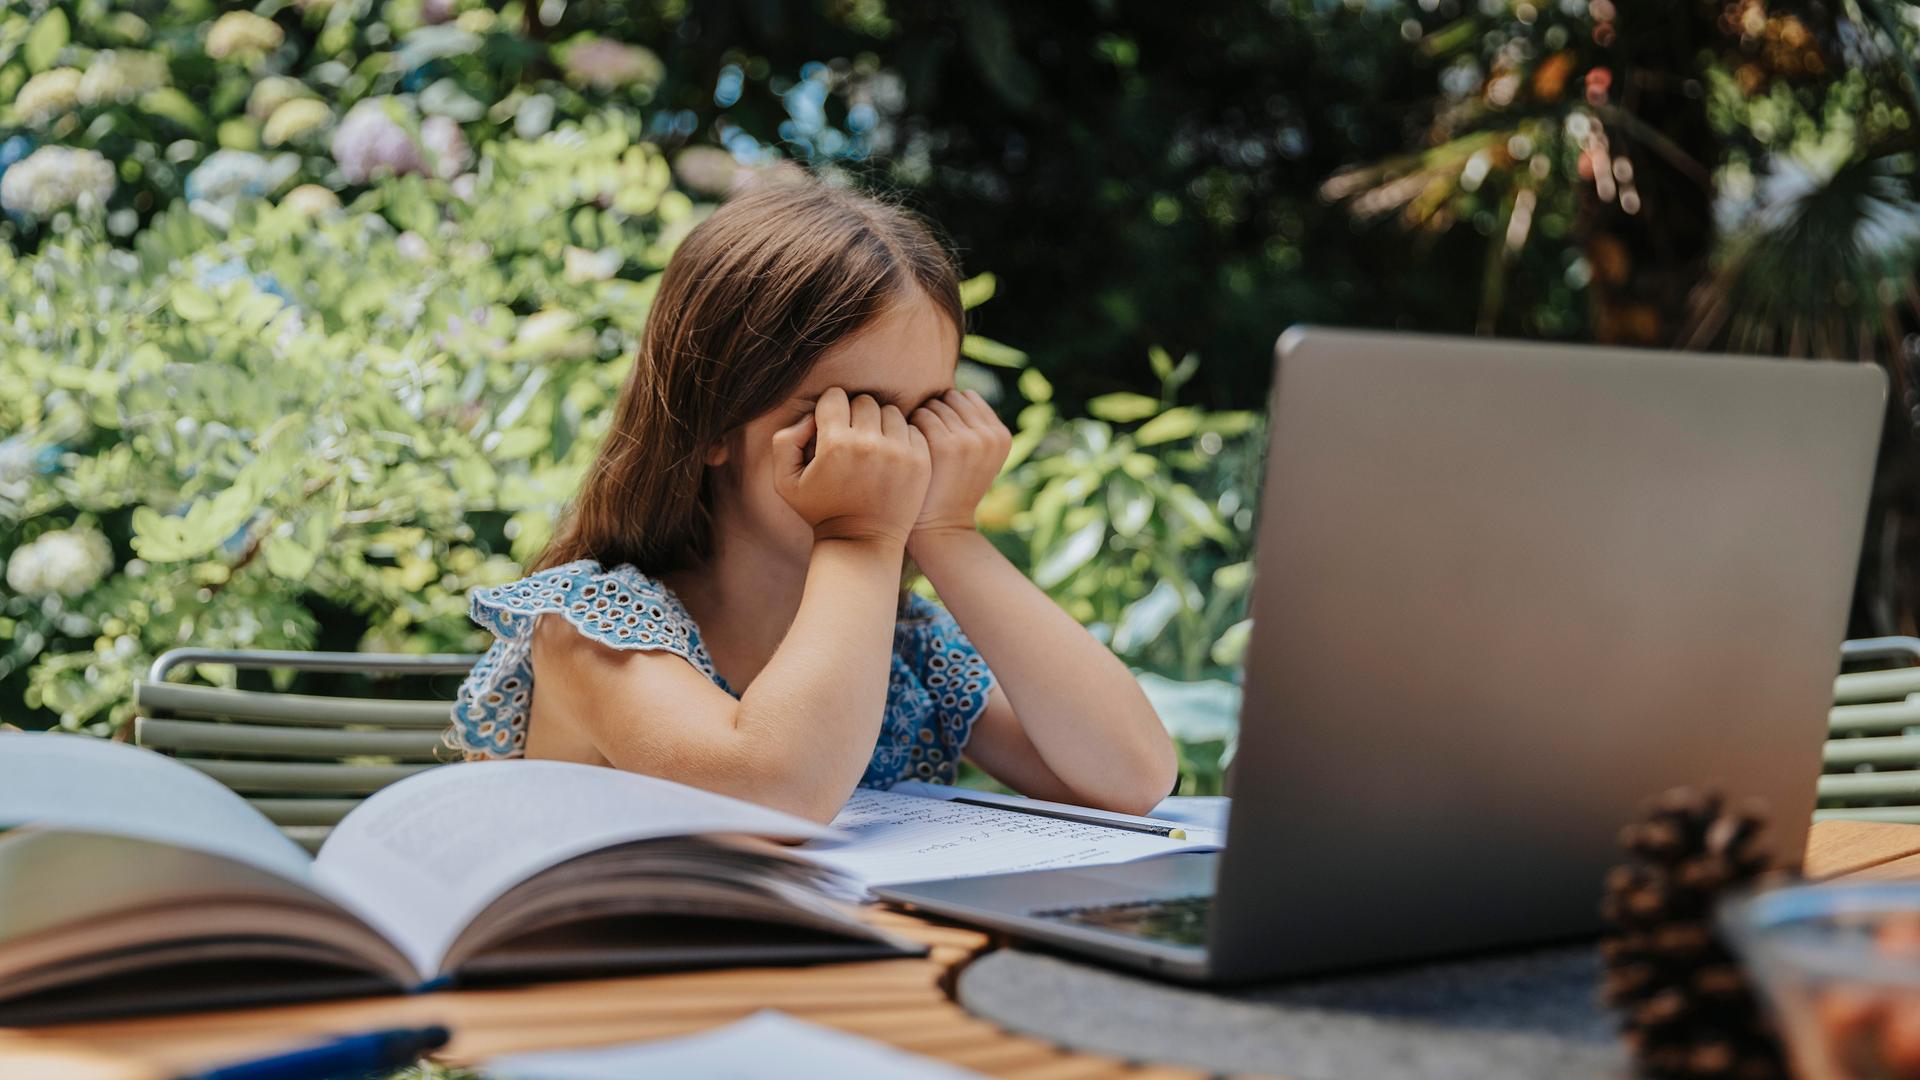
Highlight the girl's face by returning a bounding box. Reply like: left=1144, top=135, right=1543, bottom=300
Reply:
left=708, top=290, right=961, bottom=568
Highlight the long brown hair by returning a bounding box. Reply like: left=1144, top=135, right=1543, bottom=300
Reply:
left=532, top=175, right=965, bottom=575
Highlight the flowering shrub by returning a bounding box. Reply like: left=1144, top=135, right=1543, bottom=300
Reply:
left=0, top=0, right=665, bottom=249
left=0, top=113, right=694, bottom=729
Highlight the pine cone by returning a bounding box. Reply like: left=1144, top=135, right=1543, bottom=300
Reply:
left=1600, top=787, right=1795, bottom=1080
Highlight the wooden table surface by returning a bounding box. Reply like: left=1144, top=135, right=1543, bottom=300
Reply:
left=9, top=819, right=1920, bottom=1080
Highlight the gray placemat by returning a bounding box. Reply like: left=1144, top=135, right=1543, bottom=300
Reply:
left=955, top=943, right=1632, bottom=1080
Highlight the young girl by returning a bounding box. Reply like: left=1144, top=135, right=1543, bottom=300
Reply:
left=448, top=177, right=1177, bottom=823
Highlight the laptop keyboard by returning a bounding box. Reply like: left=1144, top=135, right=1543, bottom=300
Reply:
left=1030, top=894, right=1212, bottom=947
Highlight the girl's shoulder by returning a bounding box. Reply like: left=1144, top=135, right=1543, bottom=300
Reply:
left=468, top=560, right=695, bottom=653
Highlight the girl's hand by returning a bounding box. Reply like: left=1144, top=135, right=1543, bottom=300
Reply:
left=772, top=387, right=931, bottom=547
left=909, top=389, right=1012, bottom=535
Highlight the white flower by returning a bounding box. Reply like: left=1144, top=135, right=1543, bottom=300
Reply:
left=560, top=39, right=663, bottom=92
left=419, top=115, right=470, bottom=178
left=263, top=98, right=332, bottom=145
left=513, top=93, right=555, bottom=139
left=14, top=68, right=82, bottom=126
left=206, top=11, right=284, bottom=60
left=563, top=246, right=621, bottom=282
left=0, top=438, right=33, bottom=507
left=185, top=149, right=300, bottom=205
left=0, top=146, right=115, bottom=217
left=5, top=527, right=114, bottom=598
left=395, top=230, right=430, bottom=260
left=77, top=50, right=169, bottom=106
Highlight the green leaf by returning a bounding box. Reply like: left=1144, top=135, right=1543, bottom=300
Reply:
left=1138, top=672, right=1242, bottom=743
left=451, top=456, right=495, bottom=497
left=170, top=283, right=219, bottom=322
left=1200, top=410, right=1262, bottom=437
left=140, top=88, right=208, bottom=134
left=1210, top=560, right=1253, bottom=594
left=1134, top=406, right=1202, bottom=446
left=1087, top=392, right=1162, bottom=423
left=959, top=273, right=997, bottom=310
left=493, top=427, right=551, bottom=458
left=1016, top=367, right=1052, bottom=404
left=1148, top=345, right=1175, bottom=382
left=1113, top=579, right=1185, bottom=654
left=1210, top=619, right=1253, bottom=668
left=1164, top=482, right=1233, bottom=544
left=961, top=334, right=1028, bottom=368
left=1033, top=517, right=1105, bottom=589
left=1107, top=474, right=1153, bottom=538
left=261, top=534, right=318, bottom=580
left=24, top=8, right=69, bottom=72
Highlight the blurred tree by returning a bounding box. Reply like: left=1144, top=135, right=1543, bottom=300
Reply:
left=596, top=0, right=1488, bottom=406
left=1325, top=0, right=1920, bottom=634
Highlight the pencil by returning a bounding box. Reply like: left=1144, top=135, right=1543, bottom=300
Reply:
left=946, top=795, right=1188, bottom=839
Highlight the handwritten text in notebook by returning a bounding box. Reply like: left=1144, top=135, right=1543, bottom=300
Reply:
left=801, top=788, right=1222, bottom=891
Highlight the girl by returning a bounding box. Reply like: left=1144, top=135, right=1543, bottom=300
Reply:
left=448, top=176, right=1177, bottom=823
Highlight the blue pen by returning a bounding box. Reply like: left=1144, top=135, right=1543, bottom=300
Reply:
left=185, top=1025, right=451, bottom=1080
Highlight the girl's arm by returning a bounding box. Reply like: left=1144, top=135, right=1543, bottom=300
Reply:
left=908, top=391, right=1179, bottom=816
left=532, top=389, right=929, bottom=823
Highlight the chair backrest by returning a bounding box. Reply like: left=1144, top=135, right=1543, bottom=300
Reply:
left=133, top=648, right=480, bottom=852
left=1820, top=637, right=1920, bottom=824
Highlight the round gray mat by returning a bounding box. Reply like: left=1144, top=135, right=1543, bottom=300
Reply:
left=955, top=943, right=1631, bottom=1080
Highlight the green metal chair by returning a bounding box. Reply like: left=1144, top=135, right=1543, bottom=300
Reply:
left=1819, top=636, right=1920, bottom=824
left=133, top=648, right=480, bottom=851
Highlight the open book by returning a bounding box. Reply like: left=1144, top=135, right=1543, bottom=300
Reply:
left=0, top=734, right=918, bottom=1024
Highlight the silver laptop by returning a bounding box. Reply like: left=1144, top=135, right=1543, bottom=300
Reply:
left=874, top=327, right=1886, bottom=983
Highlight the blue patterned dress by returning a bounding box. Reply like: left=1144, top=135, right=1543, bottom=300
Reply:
left=448, top=560, right=995, bottom=788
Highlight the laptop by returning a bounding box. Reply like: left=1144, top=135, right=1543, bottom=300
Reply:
left=874, top=326, right=1887, bottom=983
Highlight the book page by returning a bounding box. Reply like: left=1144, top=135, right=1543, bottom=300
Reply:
left=799, top=787, right=1223, bottom=893
left=0, top=732, right=312, bottom=884
left=487, top=1010, right=987, bottom=1080
left=309, top=761, right=839, bottom=978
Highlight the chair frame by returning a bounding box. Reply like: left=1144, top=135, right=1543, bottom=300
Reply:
left=135, top=648, right=481, bottom=850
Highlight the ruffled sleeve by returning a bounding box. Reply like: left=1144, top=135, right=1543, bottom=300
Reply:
left=446, top=561, right=721, bottom=760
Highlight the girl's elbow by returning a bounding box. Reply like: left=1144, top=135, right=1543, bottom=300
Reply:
left=1106, top=737, right=1181, bottom=818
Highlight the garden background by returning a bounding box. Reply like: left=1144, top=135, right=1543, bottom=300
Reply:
left=3, top=0, right=1918, bottom=795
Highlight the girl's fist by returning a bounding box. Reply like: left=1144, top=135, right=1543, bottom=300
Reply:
left=908, top=389, right=1012, bottom=535
left=772, top=388, right=931, bottom=547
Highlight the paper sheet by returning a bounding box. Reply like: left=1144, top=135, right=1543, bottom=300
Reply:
left=800, top=785, right=1222, bottom=891
left=486, top=1011, right=987, bottom=1080
left=1149, top=795, right=1231, bottom=833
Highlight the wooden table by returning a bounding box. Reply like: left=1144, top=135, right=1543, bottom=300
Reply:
left=10, top=820, right=1920, bottom=1080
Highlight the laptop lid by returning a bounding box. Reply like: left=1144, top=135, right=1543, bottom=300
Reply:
left=1206, top=328, right=1885, bottom=980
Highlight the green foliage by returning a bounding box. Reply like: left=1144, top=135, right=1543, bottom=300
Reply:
left=983, top=347, right=1259, bottom=684
left=0, top=111, right=693, bottom=731
left=966, top=342, right=1261, bottom=796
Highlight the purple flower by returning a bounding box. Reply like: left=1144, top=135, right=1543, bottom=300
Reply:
left=331, top=99, right=470, bottom=183
left=332, top=99, right=425, bottom=183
